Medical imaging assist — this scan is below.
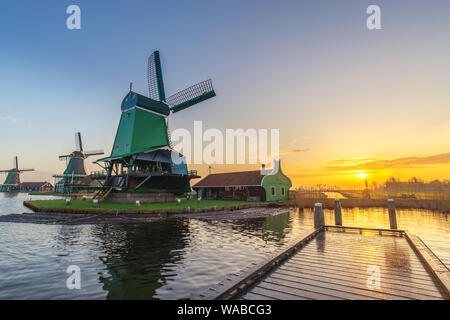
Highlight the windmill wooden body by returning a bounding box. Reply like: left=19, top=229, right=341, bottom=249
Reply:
left=0, top=156, right=34, bottom=192
left=93, top=50, right=216, bottom=202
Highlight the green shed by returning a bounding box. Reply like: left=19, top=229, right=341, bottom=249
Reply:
left=261, top=161, right=292, bottom=202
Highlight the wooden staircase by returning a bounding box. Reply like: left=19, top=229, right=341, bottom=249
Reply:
left=93, top=186, right=113, bottom=202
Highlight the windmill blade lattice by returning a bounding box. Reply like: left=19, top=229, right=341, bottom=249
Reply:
left=59, top=154, right=72, bottom=160
left=167, top=79, right=216, bottom=113
left=147, top=51, right=166, bottom=102
left=75, top=132, right=83, bottom=152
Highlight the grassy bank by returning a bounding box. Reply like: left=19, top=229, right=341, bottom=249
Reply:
left=24, top=198, right=266, bottom=214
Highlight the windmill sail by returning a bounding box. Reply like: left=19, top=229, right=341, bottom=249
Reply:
left=84, top=150, right=105, bottom=157
left=11, top=156, right=34, bottom=172
left=147, top=51, right=166, bottom=102
left=167, top=79, right=216, bottom=113
left=75, top=132, right=83, bottom=152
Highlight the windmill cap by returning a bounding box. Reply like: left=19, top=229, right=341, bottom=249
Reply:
left=121, top=91, right=170, bottom=116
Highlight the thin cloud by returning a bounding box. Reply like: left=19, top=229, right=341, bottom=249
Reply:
left=0, top=116, right=23, bottom=124
left=325, top=157, right=380, bottom=165
left=279, top=148, right=311, bottom=156
left=324, top=153, right=450, bottom=172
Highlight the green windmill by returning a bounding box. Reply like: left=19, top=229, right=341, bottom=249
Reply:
left=0, top=156, right=35, bottom=192
left=93, top=50, right=216, bottom=202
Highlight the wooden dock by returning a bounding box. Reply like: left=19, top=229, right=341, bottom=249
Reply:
left=197, top=226, right=449, bottom=300
left=196, top=200, right=450, bottom=300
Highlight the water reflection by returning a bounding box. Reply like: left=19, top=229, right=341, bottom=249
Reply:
left=93, top=220, right=190, bottom=299
left=262, top=213, right=292, bottom=242
left=0, top=203, right=448, bottom=299
left=315, top=231, right=326, bottom=253
left=383, top=240, right=412, bottom=273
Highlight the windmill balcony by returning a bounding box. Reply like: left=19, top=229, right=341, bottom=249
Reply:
left=90, top=171, right=108, bottom=179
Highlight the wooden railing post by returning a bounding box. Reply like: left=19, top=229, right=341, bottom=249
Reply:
left=314, top=203, right=325, bottom=229
left=334, top=198, right=342, bottom=226
left=388, top=199, right=397, bottom=229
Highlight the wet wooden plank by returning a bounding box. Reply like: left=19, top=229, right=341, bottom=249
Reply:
left=243, top=231, right=446, bottom=300
left=296, top=249, right=427, bottom=272
left=273, top=268, right=443, bottom=300
left=260, top=278, right=377, bottom=300
left=283, top=261, right=437, bottom=290
left=279, top=263, right=442, bottom=296
left=293, top=248, right=426, bottom=270
left=264, top=274, right=410, bottom=300
left=291, top=242, right=434, bottom=280
left=240, top=292, right=276, bottom=300
left=248, top=286, right=310, bottom=300
left=290, top=252, right=432, bottom=279
left=257, top=281, right=346, bottom=300
left=288, top=256, right=433, bottom=284
left=283, top=258, right=440, bottom=289
left=299, top=244, right=425, bottom=265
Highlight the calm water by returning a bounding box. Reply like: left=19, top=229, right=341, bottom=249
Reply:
left=0, top=193, right=448, bottom=299
left=0, top=192, right=63, bottom=214
left=323, top=192, right=347, bottom=199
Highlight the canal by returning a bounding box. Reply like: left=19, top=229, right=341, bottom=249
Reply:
left=0, top=193, right=448, bottom=299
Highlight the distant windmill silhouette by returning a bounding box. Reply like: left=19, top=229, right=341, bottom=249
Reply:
left=0, top=156, right=34, bottom=192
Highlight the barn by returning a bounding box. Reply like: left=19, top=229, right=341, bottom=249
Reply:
left=192, top=160, right=292, bottom=202
left=19, top=182, right=53, bottom=192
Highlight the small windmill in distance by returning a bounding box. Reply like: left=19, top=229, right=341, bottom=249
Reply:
left=0, top=156, right=35, bottom=192
left=53, top=132, right=104, bottom=193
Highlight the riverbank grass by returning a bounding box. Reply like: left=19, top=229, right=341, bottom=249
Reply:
left=26, top=198, right=260, bottom=213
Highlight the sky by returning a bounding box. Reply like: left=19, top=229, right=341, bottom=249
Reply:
left=0, top=0, right=449, bottom=188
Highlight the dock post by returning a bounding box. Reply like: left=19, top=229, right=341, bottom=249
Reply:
left=334, top=198, right=342, bottom=226
left=314, top=203, right=325, bottom=229
left=388, top=199, right=397, bottom=229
